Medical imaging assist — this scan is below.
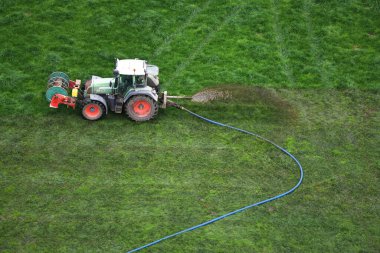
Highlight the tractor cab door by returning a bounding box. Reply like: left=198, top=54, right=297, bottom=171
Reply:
left=119, top=75, right=133, bottom=94
left=110, top=77, right=119, bottom=95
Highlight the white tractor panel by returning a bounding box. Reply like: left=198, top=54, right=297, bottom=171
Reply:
left=116, top=59, right=146, bottom=75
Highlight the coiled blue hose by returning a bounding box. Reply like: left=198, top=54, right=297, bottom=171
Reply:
left=127, top=105, right=304, bottom=252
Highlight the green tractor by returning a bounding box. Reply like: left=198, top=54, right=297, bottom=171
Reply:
left=46, top=58, right=165, bottom=121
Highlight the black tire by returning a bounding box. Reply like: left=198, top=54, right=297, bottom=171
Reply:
left=82, top=100, right=106, bottom=121
left=125, top=95, right=158, bottom=121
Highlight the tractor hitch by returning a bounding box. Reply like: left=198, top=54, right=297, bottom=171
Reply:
left=159, top=91, right=191, bottom=109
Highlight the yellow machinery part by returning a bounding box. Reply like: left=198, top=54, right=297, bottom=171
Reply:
left=72, top=88, right=78, bottom=97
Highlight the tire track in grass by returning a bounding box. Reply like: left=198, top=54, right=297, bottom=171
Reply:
left=165, top=3, right=245, bottom=87
left=152, top=0, right=214, bottom=59
left=270, top=0, right=295, bottom=86
left=303, top=0, right=330, bottom=86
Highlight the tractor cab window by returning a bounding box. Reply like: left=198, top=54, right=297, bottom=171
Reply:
left=121, top=75, right=133, bottom=87
left=135, top=75, right=146, bottom=86
left=117, top=75, right=133, bottom=94
left=120, top=75, right=146, bottom=90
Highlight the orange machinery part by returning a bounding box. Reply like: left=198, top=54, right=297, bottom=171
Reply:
left=50, top=94, right=76, bottom=109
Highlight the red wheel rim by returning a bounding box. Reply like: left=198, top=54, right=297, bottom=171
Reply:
left=84, top=104, right=101, bottom=118
left=132, top=100, right=151, bottom=117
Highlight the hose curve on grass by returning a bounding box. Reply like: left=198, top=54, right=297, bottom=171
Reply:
left=127, top=105, right=304, bottom=252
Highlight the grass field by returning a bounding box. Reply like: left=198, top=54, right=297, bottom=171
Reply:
left=1, top=0, right=379, bottom=252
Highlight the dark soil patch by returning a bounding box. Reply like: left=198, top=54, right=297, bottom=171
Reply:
left=192, top=85, right=298, bottom=121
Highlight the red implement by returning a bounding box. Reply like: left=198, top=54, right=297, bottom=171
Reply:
left=69, top=79, right=81, bottom=89
left=50, top=94, right=76, bottom=109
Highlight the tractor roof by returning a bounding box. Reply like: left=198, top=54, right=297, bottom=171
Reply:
left=115, top=59, right=146, bottom=75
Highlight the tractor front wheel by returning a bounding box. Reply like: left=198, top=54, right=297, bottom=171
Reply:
left=82, top=100, right=105, bottom=121
left=125, top=95, right=158, bottom=121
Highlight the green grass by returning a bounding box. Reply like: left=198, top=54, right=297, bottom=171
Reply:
left=0, top=0, right=379, bottom=252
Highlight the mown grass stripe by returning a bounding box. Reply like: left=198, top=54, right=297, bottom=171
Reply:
left=166, top=2, right=246, bottom=87
left=152, top=0, right=214, bottom=59
left=303, top=0, right=330, bottom=86
left=270, top=0, right=295, bottom=86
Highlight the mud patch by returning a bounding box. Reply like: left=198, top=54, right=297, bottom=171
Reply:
left=191, top=89, right=231, bottom=103
left=192, top=85, right=298, bottom=121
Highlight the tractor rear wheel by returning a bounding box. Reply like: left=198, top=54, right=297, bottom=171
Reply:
left=82, top=100, right=105, bottom=121
left=125, top=95, right=158, bottom=121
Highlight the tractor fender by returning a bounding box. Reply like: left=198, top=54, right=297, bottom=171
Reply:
left=89, top=94, right=108, bottom=114
left=124, top=88, right=158, bottom=103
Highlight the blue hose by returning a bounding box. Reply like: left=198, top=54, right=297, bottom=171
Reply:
left=127, top=105, right=304, bottom=252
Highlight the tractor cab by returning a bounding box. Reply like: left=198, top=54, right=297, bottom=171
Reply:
left=113, top=59, right=150, bottom=94
left=115, top=59, right=160, bottom=91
